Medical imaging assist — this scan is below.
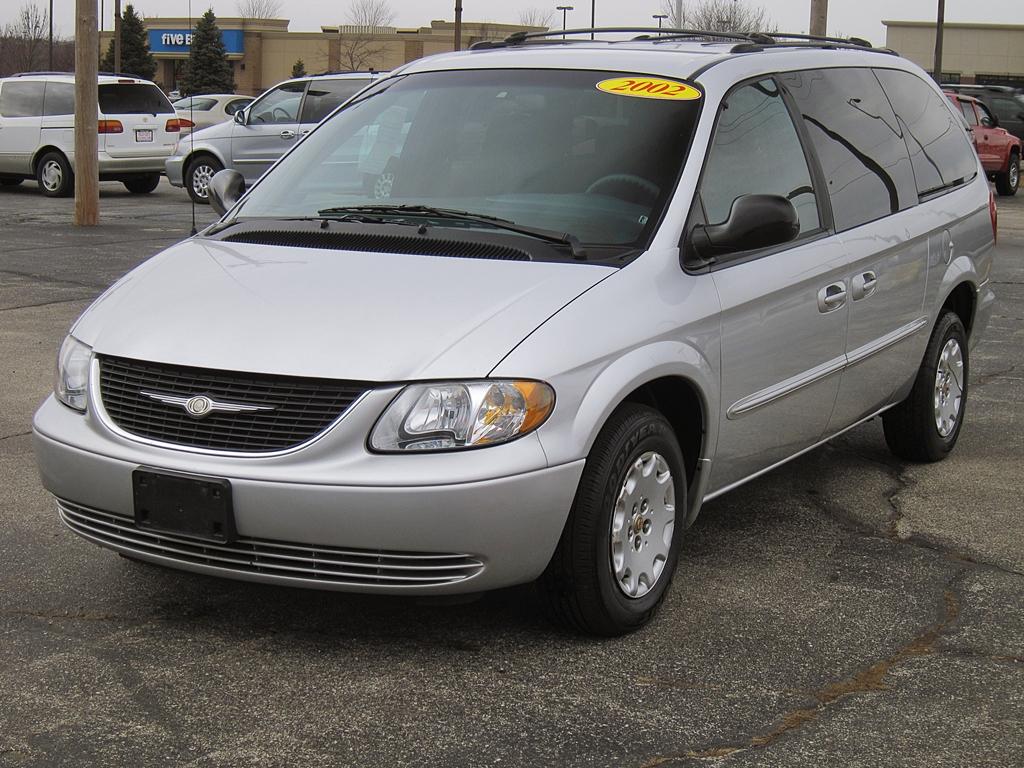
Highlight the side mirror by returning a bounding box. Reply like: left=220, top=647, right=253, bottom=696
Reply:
left=980, top=115, right=996, bottom=128
left=234, top=108, right=246, bottom=125
left=208, top=169, right=245, bottom=217
left=691, top=194, right=800, bottom=261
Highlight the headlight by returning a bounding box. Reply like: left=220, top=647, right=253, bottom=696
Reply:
left=369, top=380, right=554, bottom=452
left=55, top=335, right=92, bottom=412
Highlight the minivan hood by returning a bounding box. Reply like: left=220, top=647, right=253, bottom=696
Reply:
left=72, top=238, right=614, bottom=381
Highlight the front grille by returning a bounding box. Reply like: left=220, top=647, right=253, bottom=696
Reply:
left=59, top=500, right=485, bottom=588
left=98, top=355, right=368, bottom=453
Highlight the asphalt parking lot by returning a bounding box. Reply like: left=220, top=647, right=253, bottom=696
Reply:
left=1, top=179, right=1022, bottom=767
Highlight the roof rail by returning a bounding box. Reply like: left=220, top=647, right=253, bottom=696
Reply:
left=728, top=32, right=898, bottom=55
left=11, top=71, right=73, bottom=77
left=472, top=26, right=763, bottom=50
left=12, top=70, right=147, bottom=78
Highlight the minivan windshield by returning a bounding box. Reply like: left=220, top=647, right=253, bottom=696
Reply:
left=229, top=69, right=703, bottom=251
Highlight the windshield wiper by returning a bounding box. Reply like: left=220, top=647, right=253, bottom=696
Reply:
left=316, top=204, right=588, bottom=260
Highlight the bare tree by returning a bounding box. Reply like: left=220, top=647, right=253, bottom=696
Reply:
left=518, top=8, right=554, bottom=28
left=660, top=0, right=774, bottom=33
left=337, top=0, right=395, bottom=72
left=1, top=2, right=49, bottom=73
left=236, top=0, right=283, bottom=19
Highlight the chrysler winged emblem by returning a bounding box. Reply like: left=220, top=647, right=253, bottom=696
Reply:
left=140, top=391, right=275, bottom=418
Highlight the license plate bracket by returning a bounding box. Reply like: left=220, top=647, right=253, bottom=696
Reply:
left=135, top=129, right=153, bottom=142
left=133, top=468, right=235, bottom=543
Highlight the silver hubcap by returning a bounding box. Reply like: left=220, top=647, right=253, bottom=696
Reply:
left=610, top=451, right=676, bottom=599
left=41, top=160, right=63, bottom=191
left=1010, top=160, right=1019, bottom=189
left=934, top=338, right=964, bottom=438
left=192, top=164, right=215, bottom=198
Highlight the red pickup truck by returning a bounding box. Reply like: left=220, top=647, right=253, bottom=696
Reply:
left=947, top=90, right=1021, bottom=196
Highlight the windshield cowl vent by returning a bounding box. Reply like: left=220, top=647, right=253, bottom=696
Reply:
left=221, top=229, right=532, bottom=261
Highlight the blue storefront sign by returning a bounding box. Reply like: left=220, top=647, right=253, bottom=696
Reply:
left=148, top=29, right=245, bottom=55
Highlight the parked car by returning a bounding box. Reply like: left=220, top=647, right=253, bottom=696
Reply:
left=946, top=90, right=1021, bottom=196
left=35, top=32, right=996, bottom=635
left=166, top=72, right=383, bottom=203
left=0, top=72, right=182, bottom=196
left=172, top=93, right=254, bottom=134
left=943, top=84, right=1024, bottom=143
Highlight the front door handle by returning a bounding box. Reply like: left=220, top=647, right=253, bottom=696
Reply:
left=817, top=282, right=847, bottom=313
left=280, top=130, right=296, bottom=140
left=852, top=271, right=877, bottom=300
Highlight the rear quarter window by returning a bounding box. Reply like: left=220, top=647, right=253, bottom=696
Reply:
left=99, top=84, right=174, bottom=115
left=874, top=69, right=977, bottom=198
left=781, top=67, right=917, bottom=231
left=0, top=81, right=44, bottom=117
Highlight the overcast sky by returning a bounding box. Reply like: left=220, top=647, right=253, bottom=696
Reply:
left=5, top=0, right=1021, bottom=50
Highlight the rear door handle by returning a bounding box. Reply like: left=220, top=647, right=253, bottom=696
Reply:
left=280, top=130, right=296, bottom=140
left=817, top=282, right=847, bottom=313
left=852, top=271, right=877, bottom=300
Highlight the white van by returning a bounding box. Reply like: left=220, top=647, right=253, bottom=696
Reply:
left=0, top=72, right=183, bottom=196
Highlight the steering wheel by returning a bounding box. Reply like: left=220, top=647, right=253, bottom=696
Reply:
left=272, top=107, right=292, bottom=122
left=585, top=174, right=661, bottom=205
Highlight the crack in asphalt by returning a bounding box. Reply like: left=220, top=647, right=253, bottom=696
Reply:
left=972, top=364, right=1018, bottom=388
left=0, top=431, right=31, bottom=442
left=0, top=268, right=107, bottom=291
left=0, top=297, right=94, bottom=313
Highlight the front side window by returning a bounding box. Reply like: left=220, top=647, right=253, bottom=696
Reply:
left=699, top=78, right=820, bottom=237
left=781, top=68, right=917, bottom=231
left=231, top=69, right=703, bottom=252
left=875, top=69, right=977, bottom=198
left=248, top=82, right=305, bottom=124
left=98, top=84, right=173, bottom=115
left=300, top=79, right=370, bottom=124
left=225, top=98, right=251, bottom=116
left=43, top=82, right=75, bottom=116
left=0, top=81, right=44, bottom=117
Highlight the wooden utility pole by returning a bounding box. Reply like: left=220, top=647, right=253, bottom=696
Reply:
left=933, top=0, right=946, bottom=82
left=453, top=0, right=463, bottom=51
left=113, top=0, right=122, bottom=72
left=75, top=0, right=100, bottom=226
left=809, top=0, right=828, bottom=37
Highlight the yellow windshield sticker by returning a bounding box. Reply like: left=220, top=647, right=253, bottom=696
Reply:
left=596, top=77, right=702, bottom=101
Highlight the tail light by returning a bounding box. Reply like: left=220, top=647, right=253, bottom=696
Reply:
left=989, top=188, right=998, bottom=244
left=98, top=119, right=123, bottom=134
left=165, top=118, right=194, bottom=132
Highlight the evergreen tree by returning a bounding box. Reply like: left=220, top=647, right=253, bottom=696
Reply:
left=180, top=9, right=235, bottom=95
left=99, top=4, right=157, bottom=80
left=291, top=59, right=306, bottom=78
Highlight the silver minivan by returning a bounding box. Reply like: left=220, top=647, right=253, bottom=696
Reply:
left=35, top=31, right=996, bottom=635
left=165, top=72, right=383, bottom=202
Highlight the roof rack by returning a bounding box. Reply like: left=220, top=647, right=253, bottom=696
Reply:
left=472, top=26, right=764, bottom=50
left=11, top=70, right=146, bottom=78
left=728, top=32, right=897, bottom=55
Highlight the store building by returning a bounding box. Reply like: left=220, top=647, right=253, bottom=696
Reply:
left=101, top=17, right=539, bottom=95
left=884, top=21, right=1024, bottom=87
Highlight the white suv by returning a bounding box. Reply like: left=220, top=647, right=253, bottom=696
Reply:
left=0, top=72, right=183, bottom=196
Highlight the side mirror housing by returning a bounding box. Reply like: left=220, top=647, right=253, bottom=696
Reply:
left=208, top=169, right=245, bottom=217
left=234, top=108, right=246, bottom=125
left=691, top=194, right=800, bottom=262
left=980, top=114, right=996, bottom=128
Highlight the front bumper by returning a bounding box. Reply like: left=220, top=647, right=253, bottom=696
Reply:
left=165, top=155, right=185, bottom=188
left=33, top=394, right=584, bottom=595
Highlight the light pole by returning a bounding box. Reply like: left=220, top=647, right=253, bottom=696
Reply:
left=933, top=0, right=946, bottom=82
left=556, top=5, right=573, bottom=39
left=652, top=13, right=668, bottom=31
left=48, top=0, right=53, bottom=69
left=590, top=0, right=595, bottom=39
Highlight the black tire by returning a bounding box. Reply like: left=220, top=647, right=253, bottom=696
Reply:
left=0, top=177, right=23, bottom=187
left=185, top=155, right=223, bottom=204
left=123, top=173, right=160, bottom=194
left=539, top=404, right=687, bottom=636
left=883, top=311, right=969, bottom=462
left=995, top=151, right=1020, bottom=197
left=36, top=151, right=74, bottom=197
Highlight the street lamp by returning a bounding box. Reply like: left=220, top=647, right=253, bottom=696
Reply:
left=652, top=13, right=668, bottom=31
left=556, top=5, right=573, bottom=39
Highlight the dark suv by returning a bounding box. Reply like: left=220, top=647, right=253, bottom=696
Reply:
left=944, top=84, right=1024, bottom=143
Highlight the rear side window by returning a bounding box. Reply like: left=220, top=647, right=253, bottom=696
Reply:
left=990, top=95, right=1024, bottom=122
left=99, top=84, right=173, bottom=115
left=43, top=82, right=75, bottom=116
left=781, top=68, right=917, bottom=231
left=700, top=79, right=821, bottom=236
left=875, top=69, right=977, bottom=198
left=0, top=81, right=44, bottom=117
left=958, top=98, right=979, bottom=126
left=300, top=80, right=369, bottom=124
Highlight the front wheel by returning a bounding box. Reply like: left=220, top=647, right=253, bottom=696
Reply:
left=995, top=153, right=1019, bottom=196
left=883, top=311, right=969, bottom=462
left=185, top=155, right=223, bottom=204
left=539, top=404, right=686, bottom=636
left=123, top=173, right=160, bottom=194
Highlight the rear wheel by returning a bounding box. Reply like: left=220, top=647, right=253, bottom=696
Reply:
left=539, top=404, right=686, bottom=636
left=995, top=152, right=1019, bottom=196
left=185, top=155, right=223, bottom=204
left=36, top=151, right=74, bottom=197
left=123, top=173, right=160, bottom=194
left=883, top=311, right=969, bottom=462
